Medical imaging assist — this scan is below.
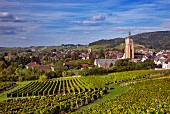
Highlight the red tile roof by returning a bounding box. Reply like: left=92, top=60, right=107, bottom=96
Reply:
left=63, top=62, right=75, bottom=66
left=165, top=58, right=170, bottom=64
left=81, top=64, right=89, bottom=68
left=26, top=62, right=40, bottom=67
left=26, top=62, right=53, bottom=71
left=38, top=65, right=52, bottom=71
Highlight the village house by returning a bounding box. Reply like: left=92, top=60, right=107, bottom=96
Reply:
left=81, top=64, right=90, bottom=70
left=154, top=55, right=167, bottom=65
left=141, top=56, right=149, bottom=62
left=162, top=58, right=170, bottom=69
left=26, top=62, right=54, bottom=71
left=94, top=59, right=118, bottom=68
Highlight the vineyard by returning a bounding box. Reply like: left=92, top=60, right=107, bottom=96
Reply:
left=0, top=88, right=108, bottom=113
left=7, top=78, right=97, bottom=97
left=82, top=70, right=168, bottom=88
left=7, top=70, right=166, bottom=98
left=75, top=78, right=170, bottom=113
left=0, top=70, right=169, bottom=113
left=0, top=82, right=16, bottom=93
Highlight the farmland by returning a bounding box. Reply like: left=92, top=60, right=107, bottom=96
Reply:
left=0, top=70, right=169, bottom=113
left=7, top=78, right=97, bottom=97
left=75, top=78, right=170, bottom=113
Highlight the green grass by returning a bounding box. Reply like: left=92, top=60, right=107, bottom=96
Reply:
left=71, top=60, right=90, bottom=64
left=92, top=44, right=109, bottom=51
left=73, top=83, right=130, bottom=113
left=0, top=81, right=32, bottom=102
left=114, top=43, right=124, bottom=50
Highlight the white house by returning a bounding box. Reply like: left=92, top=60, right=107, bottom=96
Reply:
left=94, top=59, right=118, bottom=68
left=154, top=55, right=167, bottom=65
left=141, top=56, right=148, bottom=62
left=162, top=58, right=170, bottom=69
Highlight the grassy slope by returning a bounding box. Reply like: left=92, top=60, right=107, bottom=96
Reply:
left=73, top=83, right=130, bottom=113
left=90, top=44, right=109, bottom=51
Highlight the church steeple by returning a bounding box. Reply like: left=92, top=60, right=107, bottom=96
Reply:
left=129, top=30, right=131, bottom=36
left=128, top=30, right=132, bottom=39
left=125, top=31, right=134, bottom=59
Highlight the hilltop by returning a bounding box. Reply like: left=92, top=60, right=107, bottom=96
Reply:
left=89, top=31, right=170, bottom=50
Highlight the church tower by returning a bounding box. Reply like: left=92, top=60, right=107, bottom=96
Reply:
left=125, top=31, right=134, bottom=59
left=87, top=47, right=92, bottom=59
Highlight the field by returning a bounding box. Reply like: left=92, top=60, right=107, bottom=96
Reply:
left=0, top=78, right=107, bottom=113
left=0, top=70, right=169, bottom=113
left=7, top=78, right=97, bottom=97
left=76, top=78, right=170, bottom=113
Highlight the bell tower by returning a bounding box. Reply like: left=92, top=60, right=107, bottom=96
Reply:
left=86, top=47, right=92, bottom=60
left=125, top=31, right=134, bottom=59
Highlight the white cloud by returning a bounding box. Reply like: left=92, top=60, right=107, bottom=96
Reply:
left=71, top=20, right=101, bottom=26
left=20, top=37, right=27, bottom=40
left=91, top=15, right=105, bottom=21
left=0, top=12, right=26, bottom=22
left=83, top=31, right=91, bottom=34
left=156, top=0, right=170, bottom=4
left=105, top=3, right=162, bottom=25
left=67, top=26, right=101, bottom=31
left=0, top=12, right=11, bottom=17
left=71, top=15, right=110, bottom=26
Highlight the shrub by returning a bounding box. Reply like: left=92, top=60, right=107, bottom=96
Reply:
left=39, top=75, right=48, bottom=81
left=62, top=71, right=68, bottom=77
left=81, top=68, right=108, bottom=76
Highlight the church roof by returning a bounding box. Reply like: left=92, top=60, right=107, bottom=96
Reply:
left=164, top=58, right=170, bottom=64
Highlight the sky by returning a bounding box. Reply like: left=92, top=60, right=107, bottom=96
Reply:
left=0, top=0, right=170, bottom=47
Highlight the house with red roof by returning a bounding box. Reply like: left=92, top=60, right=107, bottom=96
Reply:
left=26, top=62, right=54, bottom=71
left=81, top=64, right=89, bottom=68
left=25, top=62, right=40, bottom=68
left=154, top=55, right=167, bottom=65
left=162, top=58, right=170, bottom=69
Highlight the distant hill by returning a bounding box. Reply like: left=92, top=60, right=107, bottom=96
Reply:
left=89, top=31, right=170, bottom=50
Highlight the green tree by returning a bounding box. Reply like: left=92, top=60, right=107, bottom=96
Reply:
left=98, top=49, right=105, bottom=59
left=6, top=66, right=17, bottom=75
left=55, top=69, right=62, bottom=77
left=90, top=57, right=95, bottom=65
left=109, top=63, right=113, bottom=68
left=39, top=75, right=48, bottom=81
left=44, top=71, right=57, bottom=79
left=0, top=61, right=7, bottom=70
left=62, top=71, right=68, bottom=77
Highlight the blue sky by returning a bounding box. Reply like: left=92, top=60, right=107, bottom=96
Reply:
left=0, top=0, right=170, bottom=47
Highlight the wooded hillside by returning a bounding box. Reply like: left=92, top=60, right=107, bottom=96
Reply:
left=89, top=31, right=170, bottom=50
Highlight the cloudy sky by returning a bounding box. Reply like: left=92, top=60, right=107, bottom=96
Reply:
left=0, top=0, right=170, bottom=47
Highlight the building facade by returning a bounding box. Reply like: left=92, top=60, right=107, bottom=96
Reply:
left=124, top=31, right=134, bottom=59
left=86, top=47, right=92, bottom=60
left=94, top=59, right=118, bottom=68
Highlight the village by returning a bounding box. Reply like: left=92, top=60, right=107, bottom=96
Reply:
left=1, top=31, right=170, bottom=82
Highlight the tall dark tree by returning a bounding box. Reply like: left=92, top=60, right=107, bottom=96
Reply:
left=98, top=49, right=105, bottom=59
